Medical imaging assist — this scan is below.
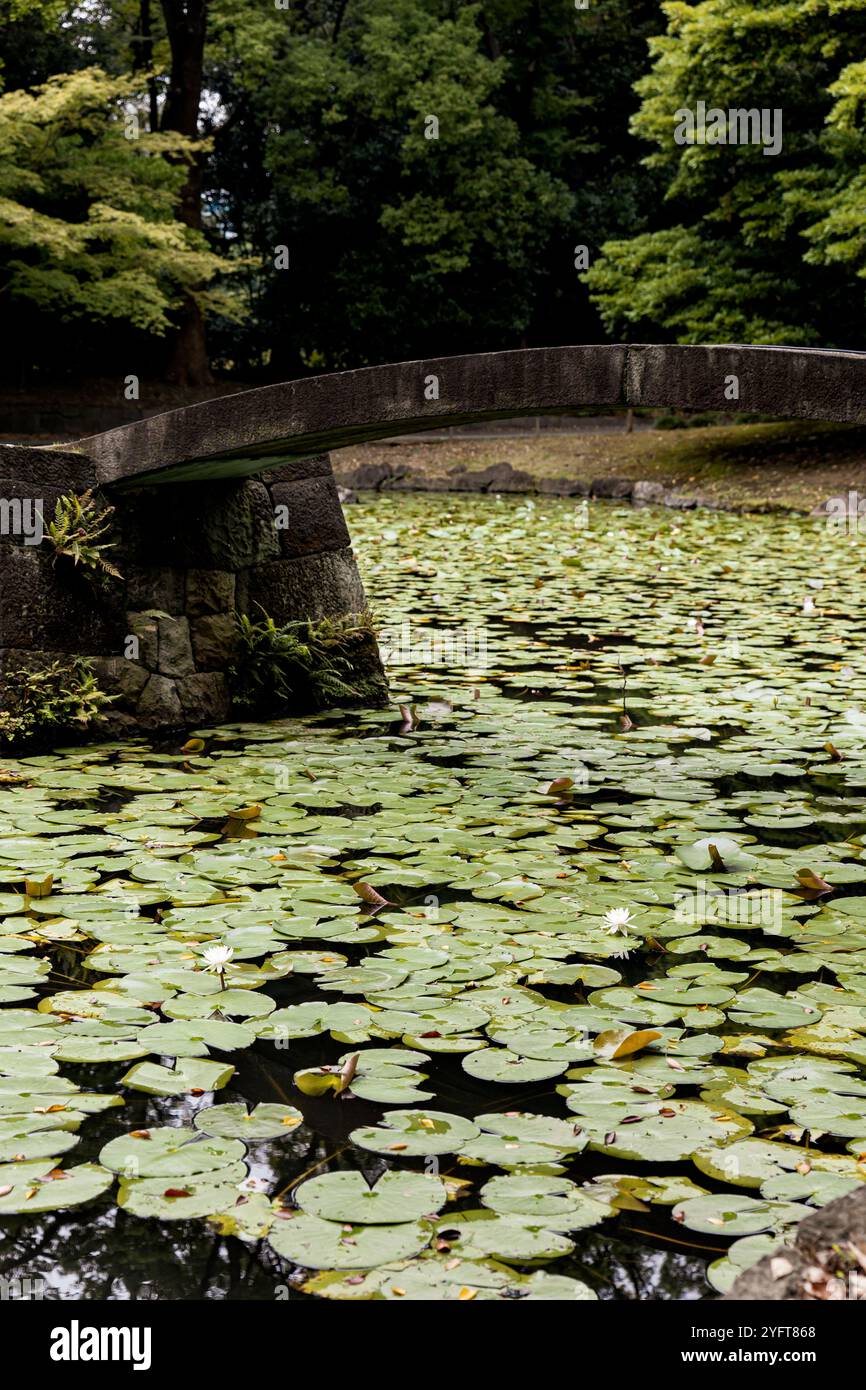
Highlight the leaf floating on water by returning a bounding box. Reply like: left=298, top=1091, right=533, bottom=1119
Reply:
left=295, top=1170, right=447, bottom=1224
left=0, top=1163, right=113, bottom=1214
left=24, top=873, right=54, bottom=898
left=294, top=1066, right=344, bottom=1097
left=593, top=1028, right=662, bottom=1061
left=540, top=777, right=574, bottom=796
left=268, top=1213, right=433, bottom=1270
left=353, top=882, right=391, bottom=910
left=339, top=1052, right=360, bottom=1093
left=8, top=494, right=866, bottom=1296
left=795, top=868, right=833, bottom=896
left=672, top=1193, right=808, bottom=1237
left=194, top=1103, right=303, bottom=1139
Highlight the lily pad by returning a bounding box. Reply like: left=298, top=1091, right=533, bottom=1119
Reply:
left=99, top=1127, right=245, bottom=1178
left=119, top=1059, right=235, bottom=1096
left=0, top=1162, right=113, bottom=1213
left=351, top=1109, right=481, bottom=1157
left=296, top=1170, right=447, bottom=1224
left=480, top=1174, right=614, bottom=1228
left=193, top=1103, right=304, bottom=1140
left=268, top=1212, right=433, bottom=1269
left=672, top=1193, right=808, bottom=1236
left=433, top=1209, right=574, bottom=1262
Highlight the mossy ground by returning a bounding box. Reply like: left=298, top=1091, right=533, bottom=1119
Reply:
left=333, top=418, right=866, bottom=513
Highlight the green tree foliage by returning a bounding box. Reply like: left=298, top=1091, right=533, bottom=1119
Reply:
left=585, top=0, right=866, bottom=345
left=0, top=66, right=233, bottom=334
left=14, top=0, right=866, bottom=376
left=0, top=0, right=80, bottom=92
left=0, top=0, right=660, bottom=378
left=208, top=0, right=659, bottom=374
left=787, top=56, right=866, bottom=291
left=273, top=0, right=569, bottom=369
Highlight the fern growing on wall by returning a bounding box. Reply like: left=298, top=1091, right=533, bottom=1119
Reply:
left=47, top=488, right=122, bottom=579
left=0, top=658, right=117, bottom=744
left=228, top=608, right=385, bottom=713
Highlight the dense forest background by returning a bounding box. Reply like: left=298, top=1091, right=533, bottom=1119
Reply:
left=2, top=0, right=866, bottom=392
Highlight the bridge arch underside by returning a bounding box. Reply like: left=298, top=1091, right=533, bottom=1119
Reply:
left=79, top=343, right=866, bottom=489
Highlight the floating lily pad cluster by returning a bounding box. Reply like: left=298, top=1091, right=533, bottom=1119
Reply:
left=1, top=495, right=866, bottom=1298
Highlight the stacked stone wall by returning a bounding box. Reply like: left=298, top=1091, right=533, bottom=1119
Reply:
left=0, top=445, right=382, bottom=740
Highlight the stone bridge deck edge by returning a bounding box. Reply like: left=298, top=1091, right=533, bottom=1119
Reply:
left=74, top=343, right=866, bottom=488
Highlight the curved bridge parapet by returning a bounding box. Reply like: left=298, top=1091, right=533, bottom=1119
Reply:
left=76, top=344, right=866, bottom=488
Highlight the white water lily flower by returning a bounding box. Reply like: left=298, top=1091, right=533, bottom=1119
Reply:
left=202, top=944, right=234, bottom=972
left=611, top=947, right=631, bottom=961
left=603, top=907, right=633, bottom=936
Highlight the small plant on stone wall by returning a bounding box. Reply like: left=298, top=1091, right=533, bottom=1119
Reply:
left=0, top=658, right=117, bottom=745
left=46, top=488, right=122, bottom=579
left=229, top=607, right=384, bottom=713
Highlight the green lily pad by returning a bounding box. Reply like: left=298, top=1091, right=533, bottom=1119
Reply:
left=0, top=1161, right=113, bottom=1213
left=351, top=1109, right=481, bottom=1157
left=672, top=1193, right=808, bottom=1236
left=480, top=1174, right=614, bottom=1228
left=208, top=1192, right=276, bottom=1242
left=296, top=1170, right=447, bottom=1223
left=462, top=1048, right=569, bottom=1083
left=99, top=1126, right=245, bottom=1178
left=434, top=1209, right=574, bottom=1262
left=119, top=1058, right=235, bottom=1096
left=118, top=1171, right=246, bottom=1221
left=268, top=1212, right=433, bottom=1269
left=303, top=1257, right=598, bottom=1300
left=193, top=1103, right=304, bottom=1139
left=582, top=1099, right=753, bottom=1161
left=759, top=1170, right=863, bottom=1204
left=707, top=1232, right=794, bottom=1293
left=691, top=1137, right=859, bottom=1189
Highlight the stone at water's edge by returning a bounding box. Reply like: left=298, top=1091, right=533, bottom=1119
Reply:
left=724, top=1186, right=866, bottom=1300
left=0, top=444, right=386, bottom=742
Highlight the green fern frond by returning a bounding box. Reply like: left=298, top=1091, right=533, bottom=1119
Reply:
left=227, top=606, right=383, bottom=714
left=46, top=487, right=123, bottom=580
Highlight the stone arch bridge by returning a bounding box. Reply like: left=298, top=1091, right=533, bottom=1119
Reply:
left=2, top=344, right=864, bottom=739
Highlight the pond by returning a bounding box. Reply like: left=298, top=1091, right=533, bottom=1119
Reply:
left=1, top=492, right=866, bottom=1302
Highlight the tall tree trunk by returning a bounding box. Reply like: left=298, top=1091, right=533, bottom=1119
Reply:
left=132, top=0, right=159, bottom=133
left=160, top=0, right=212, bottom=387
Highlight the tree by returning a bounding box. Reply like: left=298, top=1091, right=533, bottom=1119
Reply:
left=0, top=67, right=234, bottom=358
left=207, top=0, right=661, bottom=376
left=159, top=0, right=212, bottom=385
left=585, top=0, right=866, bottom=347
left=0, top=0, right=667, bottom=381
